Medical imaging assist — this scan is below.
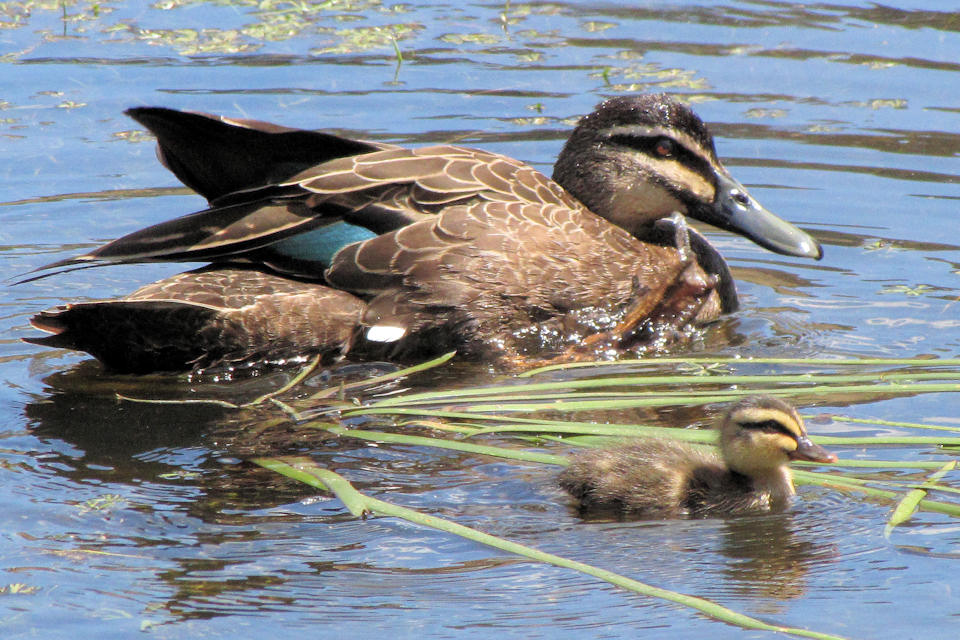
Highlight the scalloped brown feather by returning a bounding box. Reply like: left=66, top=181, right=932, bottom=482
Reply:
left=26, top=98, right=744, bottom=372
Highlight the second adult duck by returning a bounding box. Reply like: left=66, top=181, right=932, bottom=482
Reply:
left=28, top=94, right=822, bottom=373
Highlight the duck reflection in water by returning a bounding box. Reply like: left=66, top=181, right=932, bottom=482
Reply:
left=721, top=513, right=836, bottom=606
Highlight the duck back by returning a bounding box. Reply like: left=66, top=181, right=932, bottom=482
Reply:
left=560, top=439, right=725, bottom=517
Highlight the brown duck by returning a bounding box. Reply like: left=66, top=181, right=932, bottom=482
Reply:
left=26, top=95, right=822, bottom=373
left=559, top=395, right=837, bottom=518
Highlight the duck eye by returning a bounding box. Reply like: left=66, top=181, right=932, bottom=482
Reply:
left=654, top=138, right=675, bottom=158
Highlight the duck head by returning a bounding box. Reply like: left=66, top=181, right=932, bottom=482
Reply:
left=553, top=94, right=822, bottom=260
left=718, top=395, right=836, bottom=487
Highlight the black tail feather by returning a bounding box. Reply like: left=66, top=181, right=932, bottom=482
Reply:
left=126, top=107, right=379, bottom=203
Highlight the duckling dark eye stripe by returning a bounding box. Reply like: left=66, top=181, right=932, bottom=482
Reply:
left=740, top=420, right=796, bottom=438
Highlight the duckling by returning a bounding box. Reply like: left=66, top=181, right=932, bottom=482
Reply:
left=559, top=395, right=836, bottom=518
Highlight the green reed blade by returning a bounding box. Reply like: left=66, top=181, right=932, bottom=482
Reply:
left=366, top=372, right=960, bottom=408
left=397, top=419, right=483, bottom=435
left=519, top=357, right=960, bottom=377
left=340, top=404, right=960, bottom=448
left=309, top=351, right=456, bottom=400
left=819, top=415, right=960, bottom=433
left=245, top=354, right=321, bottom=407
left=885, top=461, right=957, bottom=536
left=342, top=406, right=672, bottom=427
left=793, top=468, right=960, bottom=495
left=254, top=457, right=370, bottom=517
left=348, top=394, right=731, bottom=416
left=794, top=459, right=954, bottom=470
left=253, top=458, right=850, bottom=640
left=410, top=383, right=960, bottom=414
left=302, top=421, right=570, bottom=466
left=793, top=469, right=960, bottom=517
left=462, top=424, right=960, bottom=447
left=465, top=423, right=715, bottom=441
left=808, top=434, right=960, bottom=446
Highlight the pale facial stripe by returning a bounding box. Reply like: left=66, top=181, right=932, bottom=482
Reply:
left=637, top=155, right=715, bottom=203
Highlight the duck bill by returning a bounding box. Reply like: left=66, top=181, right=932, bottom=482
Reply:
left=693, top=172, right=823, bottom=260
left=788, top=436, right=837, bottom=463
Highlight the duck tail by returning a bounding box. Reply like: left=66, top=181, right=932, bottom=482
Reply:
left=125, top=106, right=380, bottom=204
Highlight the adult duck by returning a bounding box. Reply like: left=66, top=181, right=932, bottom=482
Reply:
left=27, top=95, right=822, bottom=373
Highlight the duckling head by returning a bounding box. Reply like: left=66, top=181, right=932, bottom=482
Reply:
left=718, top=395, right=836, bottom=496
left=552, top=94, right=822, bottom=260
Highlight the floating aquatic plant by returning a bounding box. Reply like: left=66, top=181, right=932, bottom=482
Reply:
left=111, top=352, right=960, bottom=637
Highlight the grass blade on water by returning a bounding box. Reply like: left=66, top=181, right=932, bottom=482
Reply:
left=253, top=457, right=851, bottom=640
left=884, top=461, right=957, bottom=537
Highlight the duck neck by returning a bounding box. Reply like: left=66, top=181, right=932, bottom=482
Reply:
left=747, top=466, right=796, bottom=505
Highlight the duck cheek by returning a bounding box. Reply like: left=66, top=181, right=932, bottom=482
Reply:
left=735, top=437, right=791, bottom=473
left=753, top=438, right=794, bottom=468
left=606, top=183, right=685, bottom=231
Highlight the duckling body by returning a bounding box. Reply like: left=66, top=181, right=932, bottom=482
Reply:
left=26, top=96, right=821, bottom=373
left=559, top=396, right=836, bottom=518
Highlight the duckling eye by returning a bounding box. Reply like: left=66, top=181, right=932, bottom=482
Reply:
left=654, top=138, right=676, bottom=158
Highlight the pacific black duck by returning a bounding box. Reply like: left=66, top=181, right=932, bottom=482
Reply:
left=27, top=95, right=822, bottom=373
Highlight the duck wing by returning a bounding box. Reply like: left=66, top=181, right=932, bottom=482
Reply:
left=126, top=106, right=383, bottom=204
left=324, top=196, right=719, bottom=359
left=35, top=107, right=578, bottom=279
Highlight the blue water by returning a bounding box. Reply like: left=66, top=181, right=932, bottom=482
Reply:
left=1, top=1, right=960, bottom=638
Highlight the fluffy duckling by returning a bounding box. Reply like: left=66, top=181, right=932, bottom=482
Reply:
left=559, top=395, right=836, bottom=518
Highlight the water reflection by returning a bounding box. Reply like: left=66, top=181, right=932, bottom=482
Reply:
left=719, top=512, right=833, bottom=606
left=19, top=362, right=588, bottom=627
left=25, top=366, right=225, bottom=470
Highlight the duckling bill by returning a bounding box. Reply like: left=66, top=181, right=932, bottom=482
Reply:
left=26, top=95, right=822, bottom=373
left=559, top=396, right=836, bottom=518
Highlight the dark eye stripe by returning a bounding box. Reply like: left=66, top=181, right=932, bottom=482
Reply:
left=609, top=134, right=670, bottom=156
left=607, top=134, right=715, bottom=183
left=740, top=419, right=797, bottom=439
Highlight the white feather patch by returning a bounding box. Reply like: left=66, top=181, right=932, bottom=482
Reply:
left=366, top=325, right=407, bottom=343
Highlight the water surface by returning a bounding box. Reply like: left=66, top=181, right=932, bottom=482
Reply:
left=1, top=2, right=959, bottom=638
